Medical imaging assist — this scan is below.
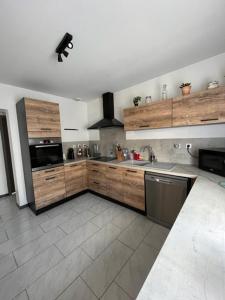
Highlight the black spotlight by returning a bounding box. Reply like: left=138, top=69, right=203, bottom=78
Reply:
left=55, top=33, right=73, bottom=62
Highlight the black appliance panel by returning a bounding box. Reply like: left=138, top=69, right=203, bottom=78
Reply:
left=199, top=148, right=225, bottom=177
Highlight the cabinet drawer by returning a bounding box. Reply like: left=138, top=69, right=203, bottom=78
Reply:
left=88, top=178, right=108, bottom=196
left=32, top=166, right=64, bottom=180
left=33, top=170, right=66, bottom=209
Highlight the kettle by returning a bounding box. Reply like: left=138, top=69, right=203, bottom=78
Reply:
left=67, top=148, right=75, bottom=160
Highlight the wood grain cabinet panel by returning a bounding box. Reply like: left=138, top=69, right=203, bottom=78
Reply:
left=87, top=162, right=108, bottom=196
left=172, top=87, right=225, bottom=127
left=124, top=99, right=172, bottom=131
left=24, top=98, right=61, bottom=138
left=32, top=166, right=66, bottom=209
left=123, top=168, right=145, bottom=211
left=64, top=162, right=87, bottom=197
left=105, top=165, right=124, bottom=202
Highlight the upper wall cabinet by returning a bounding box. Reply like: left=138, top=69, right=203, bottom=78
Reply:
left=123, top=99, right=172, bottom=131
left=172, top=86, right=225, bottom=127
left=24, top=98, right=61, bottom=138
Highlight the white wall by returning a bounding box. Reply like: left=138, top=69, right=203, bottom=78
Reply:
left=87, top=52, right=225, bottom=140
left=0, top=83, right=89, bottom=206
left=0, top=133, right=8, bottom=195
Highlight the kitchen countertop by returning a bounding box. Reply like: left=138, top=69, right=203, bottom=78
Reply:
left=65, top=157, right=225, bottom=299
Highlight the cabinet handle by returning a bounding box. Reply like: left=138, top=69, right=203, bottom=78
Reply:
left=126, top=169, right=137, bottom=173
left=70, top=164, right=79, bottom=168
left=108, top=166, right=117, bottom=170
left=45, top=169, right=55, bottom=173
left=46, top=176, right=56, bottom=181
left=92, top=169, right=99, bottom=172
left=200, top=118, right=219, bottom=122
left=139, top=124, right=150, bottom=128
left=41, top=128, right=52, bottom=131
left=93, top=181, right=100, bottom=185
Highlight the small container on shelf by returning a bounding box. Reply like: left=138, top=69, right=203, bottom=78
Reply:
left=145, top=96, right=152, bottom=104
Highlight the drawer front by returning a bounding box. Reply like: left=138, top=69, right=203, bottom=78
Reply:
left=64, top=162, right=87, bottom=196
left=88, top=177, right=108, bottom=196
left=33, top=170, right=66, bottom=209
left=32, top=166, right=64, bottom=180
left=105, top=165, right=124, bottom=201
left=123, top=169, right=145, bottom=211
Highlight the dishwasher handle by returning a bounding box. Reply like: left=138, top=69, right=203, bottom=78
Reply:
left=145, top=174, right=187, bottom=185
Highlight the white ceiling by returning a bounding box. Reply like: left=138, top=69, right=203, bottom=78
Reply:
left=0, top=0, right=225, bottom=101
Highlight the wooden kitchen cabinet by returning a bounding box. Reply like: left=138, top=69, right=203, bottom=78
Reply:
left=123, top=99, right=172, bottom=131
left=64, top=161, right=87, bottom=197
left=105, top=165, right=124, bottom=202
left=32, top=166, right=66, bottom=209
left=123, top=168, right=145, bottom=211
left=87, top=162, right=108, bottom=196
left=24, top=98, right=61, bottom=138
left=173, top=86, right=225, bottom=127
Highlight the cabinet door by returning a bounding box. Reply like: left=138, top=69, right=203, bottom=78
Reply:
left=105, top=165, right=124, bottom=202
left=25, top=98, right=61, bottom=138
left=124, top=99, right=172, bottom=131
left=123, top=168, right=145, bottom=211
left=173, top=87, right=225, bottom=127
left=87, top=162, right=107, bottom=196
left=64, top=162, right=87, bottom=197
left=32, top=166, right=66, bottom=209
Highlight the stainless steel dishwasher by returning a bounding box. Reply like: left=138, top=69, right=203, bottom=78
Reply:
left=145, top=172, right=191, bottom=228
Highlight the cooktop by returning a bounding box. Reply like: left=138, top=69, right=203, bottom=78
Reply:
left=91, top=156, right=116, bottom=162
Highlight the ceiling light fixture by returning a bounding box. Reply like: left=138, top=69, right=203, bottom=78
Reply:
left=55, top=32, right=73, bottom=62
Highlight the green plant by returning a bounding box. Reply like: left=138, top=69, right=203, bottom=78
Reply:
left=133, top=96, right=142, bottom=106
left=180, top=83, right=191, bottom=89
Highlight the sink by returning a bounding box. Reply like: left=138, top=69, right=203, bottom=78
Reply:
left=144, top=162, right=175, bottom=170
left=119, top=160, right=148, bottom=166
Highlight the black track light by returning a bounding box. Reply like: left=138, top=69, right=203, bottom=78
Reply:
left=58, top=53, right=63, bottom=62
left=63, top=50, right=69, bottom=57
left=55, top=32, right=73, bottom=62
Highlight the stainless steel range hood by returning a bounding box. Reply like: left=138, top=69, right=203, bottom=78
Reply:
left=88, top=92, right=124, bottom=129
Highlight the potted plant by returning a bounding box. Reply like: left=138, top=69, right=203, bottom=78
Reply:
left=180, top=83, right=191, bottom=96
left=133, top=96, right=142, bottom=106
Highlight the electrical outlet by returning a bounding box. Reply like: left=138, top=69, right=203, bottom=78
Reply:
left=186, top=143, right=192, bottom=149
left=174, top=143, right=181, bottom=149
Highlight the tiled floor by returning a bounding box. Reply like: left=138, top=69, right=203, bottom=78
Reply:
left=0, top=193, right=170, bottom=300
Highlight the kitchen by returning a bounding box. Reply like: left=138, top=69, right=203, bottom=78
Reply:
left=0, top=1, right=225, bottom=300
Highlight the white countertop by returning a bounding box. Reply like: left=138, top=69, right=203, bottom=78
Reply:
left=65, top=158, right=225, bottom=299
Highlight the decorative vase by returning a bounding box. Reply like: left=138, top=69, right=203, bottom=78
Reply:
left=181, top=85, right=191, bottom=96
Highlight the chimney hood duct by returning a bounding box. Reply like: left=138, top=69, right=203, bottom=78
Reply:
left=88, top=92, right=124, bottom=129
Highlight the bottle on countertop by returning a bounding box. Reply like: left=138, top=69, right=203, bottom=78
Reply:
left=161, top=84, right=168, bottom=100
left=77, top=144, right=83, bottom=158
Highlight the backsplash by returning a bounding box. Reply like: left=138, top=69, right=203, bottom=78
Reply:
left=89, top=128, right=225, bottom=165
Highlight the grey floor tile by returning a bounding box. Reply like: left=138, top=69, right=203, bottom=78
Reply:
left=81, top=240, right=132, bottom=298
left=118, top=216, right=154, bottom=250
left=5, top=214, right=49, bottom=239
left=112, top=209, right=138, bottom=230
left=72, top=198, right=99, bottom=214
left=144, top=223, right=170, bottom=250
left=101, top=282, right=131, bottom=300
left=0, top=253, right=17, bottom=280
left=40, top=209, right=77, bottom=232
left=89, top=200, right=112, bottom=215
left=13, top=227, right=65, bottom=266
left=0, top=227, right=43, bottom=259
left=91, top=206, right=125, bottom=228
left=14, top=290, right=29, bottom=300
left=56, top=277, right=97, bottom=300
left=0, top=229, right=8, bottom=244
left=81, top=223, right=121, bottom=259
left=56, top=222, right=100, bottom=256
left=27, top=248, right=92, bottom=300
left=46, top=201, right=75, bottom=219
left=59, top=211, right=96, bottom=234
left=116, top=243, right=159, bottom=298
left=0, top=245, right=63, bottom=300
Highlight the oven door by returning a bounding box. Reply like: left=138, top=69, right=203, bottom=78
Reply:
left=199, top=150, right=225, bottom=176
left=30, top=143, right=64, bottom=170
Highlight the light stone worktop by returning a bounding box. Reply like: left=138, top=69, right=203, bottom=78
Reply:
left=65, top=157, right=225, bottom=299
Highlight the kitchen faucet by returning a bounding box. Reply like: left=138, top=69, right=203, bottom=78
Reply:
left=140, top=145, right=157, bottom=162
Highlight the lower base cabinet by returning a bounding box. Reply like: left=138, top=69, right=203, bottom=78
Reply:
left=64, top=161, right=87, bottom=197
left=87, top=161, right=145, bottom=211
left=32, top=166, right=66, bottom=210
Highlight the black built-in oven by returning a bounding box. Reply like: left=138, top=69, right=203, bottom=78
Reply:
left=29, top=138, right=64, bottom=171
left=199, top=148, right=225, bottom=177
